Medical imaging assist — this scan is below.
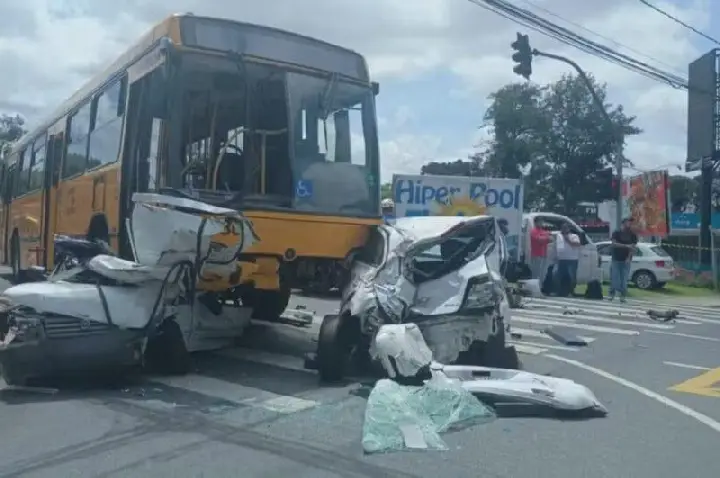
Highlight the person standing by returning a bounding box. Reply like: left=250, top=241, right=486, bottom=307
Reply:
left=555, top=223, right=582, bottom=296
left=609, top=217, right=638, bottom=302
left=529, top=218, right=551, bottom=280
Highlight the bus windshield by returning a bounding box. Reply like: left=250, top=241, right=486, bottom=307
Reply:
left=169, top=54, right=379, bottom=218
left=287, top=73, right=379, bottom=217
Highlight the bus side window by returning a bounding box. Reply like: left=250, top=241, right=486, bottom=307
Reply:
left=14, top=150, right=30, bottom=197
left=28, top=134, right=47, bottom=192
left=88, top=77, right=127, bottom=169
left=63, top=102, right=92, bottom=179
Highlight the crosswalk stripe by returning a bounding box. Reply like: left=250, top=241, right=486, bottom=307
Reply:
left=531, top=297, right=711, bottom=324
left=526, top=300, right=703, bottom=325
left=644, top=330, right=720, bottom=342
left=512, top=326, right=596, bottom=343
left=508, top=340, right=578, bottom=352
left=512, top=315, right=640, bottom=335
left=511, top=343, right=548, bottom=355
left=512, top=308, right=675, bottom=330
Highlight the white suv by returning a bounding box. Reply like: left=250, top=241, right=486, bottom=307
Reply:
left=596, top=241, right=675, bottom=290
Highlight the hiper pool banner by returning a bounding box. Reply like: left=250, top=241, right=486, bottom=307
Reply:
left=392, top=174, right=524, bottom=260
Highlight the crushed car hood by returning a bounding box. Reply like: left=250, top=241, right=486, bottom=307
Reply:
left=2, top=192, right=259, bottom=329
left=346, top=215, right=502, bottom=321
left=344, top=215, right=510, bottom=363
left=129, top=192, right=258, bottom=272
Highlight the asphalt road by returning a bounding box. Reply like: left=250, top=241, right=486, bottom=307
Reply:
left=2, top=279, right=720, bottom=478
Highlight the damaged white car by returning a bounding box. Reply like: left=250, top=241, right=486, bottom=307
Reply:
left=0, top=193, right=258, bottom=386
left=310, top=215, right=519, bottom=382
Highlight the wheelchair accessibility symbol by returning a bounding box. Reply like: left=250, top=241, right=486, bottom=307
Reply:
left=295, top=179, right=313, bottom=199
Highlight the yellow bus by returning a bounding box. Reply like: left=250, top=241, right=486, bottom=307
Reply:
left=0, top=13, right=381, bottom=318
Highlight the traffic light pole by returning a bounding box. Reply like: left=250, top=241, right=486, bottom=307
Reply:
left=533, top=49, right=625, bottom=231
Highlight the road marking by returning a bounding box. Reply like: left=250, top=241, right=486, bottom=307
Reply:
left=512, top=316, right=640, bottom=335
left=512, top=327, right=595, bottom=343
left=149, top=373, right=320, bottom=413
left=508, top=340, right=577, bottom=352
left=514, top=308, right=675, bottom=329
left=644, top=330, right=720, bottom=342
left=663, top=361, right=711, bottom=371
left=512, top=343, right=548, bottom=355
left=530, top=301, right=704, bottom=325
left=214, top=348, right=313, bottom=374
left=545, top=354, right=720, bottom=433
left=669, top=367, right=720, bottom=398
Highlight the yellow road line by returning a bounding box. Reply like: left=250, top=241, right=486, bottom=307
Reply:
left=669, top=367, right=720, bottom=398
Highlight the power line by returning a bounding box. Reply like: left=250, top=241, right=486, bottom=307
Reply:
left=519, top=0, right=686, bottom=77
left=637, top=0, right=720, bottom=46
left=464, top=0, right=705, bottom=93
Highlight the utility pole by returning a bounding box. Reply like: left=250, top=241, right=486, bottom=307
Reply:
left=509, top=33, right=624, bottom=229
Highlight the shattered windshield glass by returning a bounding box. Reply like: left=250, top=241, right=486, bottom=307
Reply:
left=407, top=219, right=496, bottom=283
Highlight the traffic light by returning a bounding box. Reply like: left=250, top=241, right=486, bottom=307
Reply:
left=594, top=167, right=617, bottom=201
left=511, top=33, right=532, bottom=80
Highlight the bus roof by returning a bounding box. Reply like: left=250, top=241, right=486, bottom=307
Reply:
left=8, top=13, right=369, bottom=158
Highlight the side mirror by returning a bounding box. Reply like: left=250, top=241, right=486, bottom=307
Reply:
left=372, top=82, right=380, bottom=96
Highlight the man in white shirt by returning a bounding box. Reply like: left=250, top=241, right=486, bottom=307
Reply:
left=555, top=223, right=582, bottom=296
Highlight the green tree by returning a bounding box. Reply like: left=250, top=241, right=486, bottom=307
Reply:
left=478, top=74, right=640, bottom=212
left=420, top=159, right=479, bottom=176
left=0, top=114, right=26, bottom=157
left=381, top=182, right=392, bottom=200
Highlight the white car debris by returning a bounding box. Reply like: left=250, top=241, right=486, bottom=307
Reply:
left=361, top=322, right=607, bottom=453
left=0, top=193, right=258, bottom=386
left=308, top=215, right=519, bottom=382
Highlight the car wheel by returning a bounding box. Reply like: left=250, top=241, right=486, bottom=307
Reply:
left=316, top=314, right=353, bottom=383
left=633, top=270, right=657, bottom=290
left=144, top=320, right=191, bottom=375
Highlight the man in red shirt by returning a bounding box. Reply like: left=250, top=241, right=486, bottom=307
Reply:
left=529, top=218, right=551, bottom=279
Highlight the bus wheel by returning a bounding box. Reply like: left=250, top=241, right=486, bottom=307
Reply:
left=10, top=234, right=24, bottom=284
left=242, top=287, right=291, bottom=321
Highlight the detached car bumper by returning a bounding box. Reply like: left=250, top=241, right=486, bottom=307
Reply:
left=0, top=312, right=145, bottom=386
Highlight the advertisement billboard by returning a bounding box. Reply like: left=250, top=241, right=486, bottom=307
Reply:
left=392, top=174, right=524, bottom=259
left=622, top=170, right=670, bottom=236
left=686, top=50, right=717, bottom=172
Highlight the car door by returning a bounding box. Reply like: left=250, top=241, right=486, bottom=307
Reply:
left=575, top=229, right=599, bottom=284
left=597, top=243, right=612, bottom=281
left=629, top=245, right=644, bottom=277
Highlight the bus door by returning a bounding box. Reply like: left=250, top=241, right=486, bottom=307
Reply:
left=43, top=128, right=65, bottom=269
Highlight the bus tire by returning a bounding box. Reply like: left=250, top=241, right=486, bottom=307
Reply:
left=10, top=233, right=24, bottom=284
left=242, top=286, right=291, bottom=321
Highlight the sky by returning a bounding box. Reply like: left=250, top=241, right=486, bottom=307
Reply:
left=0, top=0, right=715, bottom=183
